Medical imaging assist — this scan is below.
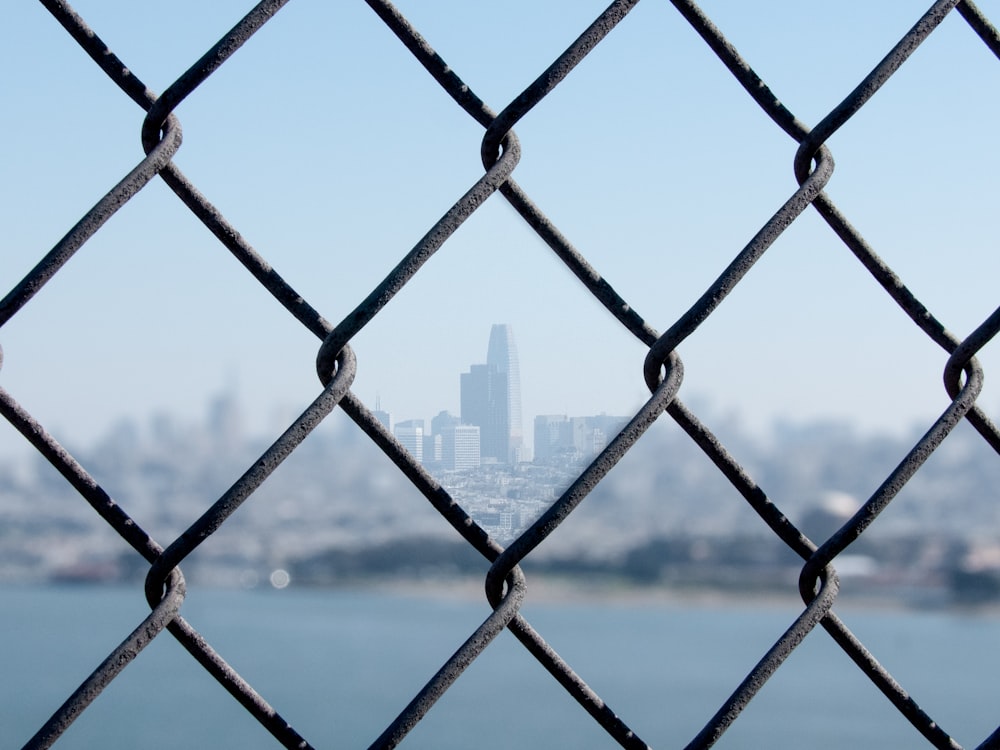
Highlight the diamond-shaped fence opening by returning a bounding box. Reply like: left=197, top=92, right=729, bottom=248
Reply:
left=2, top=1, right=1000, bottom=748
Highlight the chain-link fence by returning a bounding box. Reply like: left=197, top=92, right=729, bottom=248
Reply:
left=3, top=0, right=1000, bottom=747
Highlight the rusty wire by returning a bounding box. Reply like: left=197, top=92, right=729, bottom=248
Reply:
left=3, top=0, right=1000, bottom=748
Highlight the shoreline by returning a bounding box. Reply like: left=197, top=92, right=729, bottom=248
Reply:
left=18, top=573, right=1000, bottom=617
left=317, top=574, right=1000, bottom=617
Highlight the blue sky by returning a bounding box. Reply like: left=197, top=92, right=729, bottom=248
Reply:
left=2, top=0, right=999, bottom=456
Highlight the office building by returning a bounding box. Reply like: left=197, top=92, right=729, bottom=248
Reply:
left=393, top=419, right=424, bottom=463
left=441, top=424, right=481, bottom=471
left=461, top=324, right=523, bottom=464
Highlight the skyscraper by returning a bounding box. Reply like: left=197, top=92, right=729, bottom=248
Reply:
left=441, top=424, right=481, bottom=471
left=393, top=420, right=424, bottom=462
left=461, top=324, right=523, bottom=464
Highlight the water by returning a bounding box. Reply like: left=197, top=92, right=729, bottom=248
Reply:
left=3, top=585, right=999, bottom=749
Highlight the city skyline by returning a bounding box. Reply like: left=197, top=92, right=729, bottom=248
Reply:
left=375, top=324, right=629, bottom=468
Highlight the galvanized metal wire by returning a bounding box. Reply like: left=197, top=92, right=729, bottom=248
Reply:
left=3, top=0, right=1000, bottom=747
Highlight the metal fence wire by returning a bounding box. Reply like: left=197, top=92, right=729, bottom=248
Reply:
left=3, top=0, right=1000, bottom=747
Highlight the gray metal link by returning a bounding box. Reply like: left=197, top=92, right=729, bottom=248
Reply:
left=3, top=0, right=1000, bottom=748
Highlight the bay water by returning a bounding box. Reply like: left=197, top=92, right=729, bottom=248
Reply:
left=3, top=584, right=999, bottom=748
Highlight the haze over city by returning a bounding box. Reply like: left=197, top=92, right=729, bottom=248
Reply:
left=2, top=0, right=999, bottom=462
left=1, top=0, right=999, bottom=606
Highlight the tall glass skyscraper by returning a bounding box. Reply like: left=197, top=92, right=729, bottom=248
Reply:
left=461, top=324, right=523, bottom=464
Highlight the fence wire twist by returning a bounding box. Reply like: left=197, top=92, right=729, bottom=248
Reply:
left=3, top=0, right=1000, bottom=748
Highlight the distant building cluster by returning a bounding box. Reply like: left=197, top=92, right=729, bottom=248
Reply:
left=533, top=414, right=627, bottom=466
left=6, top=345, right=1000, bottom=604
left=378, top=324, right=625, bottom=472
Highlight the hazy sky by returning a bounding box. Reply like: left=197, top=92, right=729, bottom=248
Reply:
left=2, top=0, right=998, bottom=456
